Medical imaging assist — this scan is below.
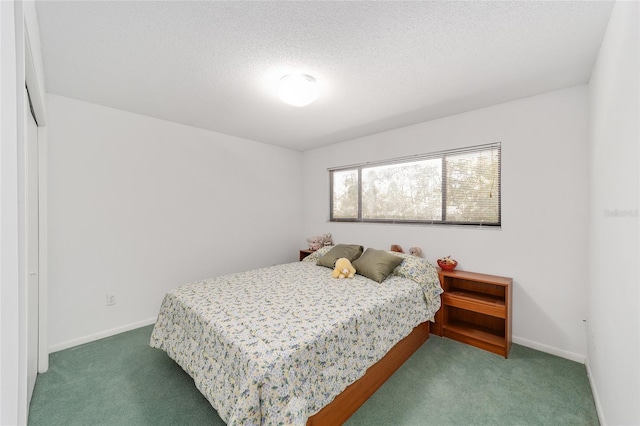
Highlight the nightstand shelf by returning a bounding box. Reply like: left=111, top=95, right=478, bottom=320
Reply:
left=443, top=321, right=506, bottom=353
left=433, top=269, right=512, bottom=358
left=442, top=291, right=506, bottom=317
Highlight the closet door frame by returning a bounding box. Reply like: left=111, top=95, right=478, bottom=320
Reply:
left=24, top=4, right=49, bottom=377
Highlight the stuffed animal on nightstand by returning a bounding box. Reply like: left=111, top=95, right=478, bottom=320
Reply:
left=332, top=258, right=356, bottom=279
left=306, top=235, right=324, bottom=251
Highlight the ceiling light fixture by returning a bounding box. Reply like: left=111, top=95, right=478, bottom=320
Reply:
left=278, top=74, right=318, bottom=107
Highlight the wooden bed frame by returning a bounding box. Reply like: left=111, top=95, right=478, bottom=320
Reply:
left=307, top=321, right=430, bottom=425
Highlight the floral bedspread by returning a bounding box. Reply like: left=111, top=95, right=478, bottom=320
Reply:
left=150, top=260, right=442, bottom=425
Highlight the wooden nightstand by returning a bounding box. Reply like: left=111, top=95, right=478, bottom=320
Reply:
left=432, top=269, right=513, bottom=358
left=299, top=249, right=315, bottom=261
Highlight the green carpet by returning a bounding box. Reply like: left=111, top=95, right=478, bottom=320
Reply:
left=28, top=325, right=598, bottom=425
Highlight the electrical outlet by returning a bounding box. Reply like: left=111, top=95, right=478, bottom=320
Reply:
left=106, top=294, right=116, bottom=306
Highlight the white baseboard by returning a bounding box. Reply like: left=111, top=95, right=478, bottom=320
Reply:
left=512, top=335, right=586, bottom=363
left=49, top=317, right=157, bottom=353
left=585, top=358, right=606, bottom=425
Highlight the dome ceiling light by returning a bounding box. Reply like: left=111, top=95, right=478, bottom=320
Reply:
left=278, top=74, right=318, bottom=107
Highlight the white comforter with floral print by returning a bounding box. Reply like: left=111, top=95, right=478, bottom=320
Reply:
left=150, top=258, right=442, bottom=425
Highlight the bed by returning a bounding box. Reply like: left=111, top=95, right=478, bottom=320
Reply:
left=150, top=246, right=442, bottom=425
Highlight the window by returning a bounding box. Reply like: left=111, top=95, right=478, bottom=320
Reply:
left=330, top=143, right=501, bottom=226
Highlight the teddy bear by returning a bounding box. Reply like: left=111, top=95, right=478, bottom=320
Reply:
left=306, top=235, right=324, bottom=251
left=332, top=258, right=356, bottom=279
left=322, top=233, right=333, bottom=246
left=409, top=247, right=423, bottom=257
left=390, top=244, right=404, bottom=253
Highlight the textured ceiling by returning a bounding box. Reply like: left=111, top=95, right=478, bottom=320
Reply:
left=36, top=1, right=614, bottom=151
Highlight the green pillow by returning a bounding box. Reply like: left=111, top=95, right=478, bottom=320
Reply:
left=352, top=248, right=404, bottom=283
left=317, top=244, right=364, bottom=268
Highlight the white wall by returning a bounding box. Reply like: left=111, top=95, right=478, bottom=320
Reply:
left=46, top=95, right=303, bottom=351
left=1, top=2, right=22, bottom=423
left=587, top=1, right=639, bottom=424
left=302, top=86, right=589, bottom=361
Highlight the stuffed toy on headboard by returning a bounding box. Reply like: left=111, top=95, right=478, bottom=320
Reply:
left=390, top=244, right=404, bottom=253
left=409, top=247, right=423, bottom=257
